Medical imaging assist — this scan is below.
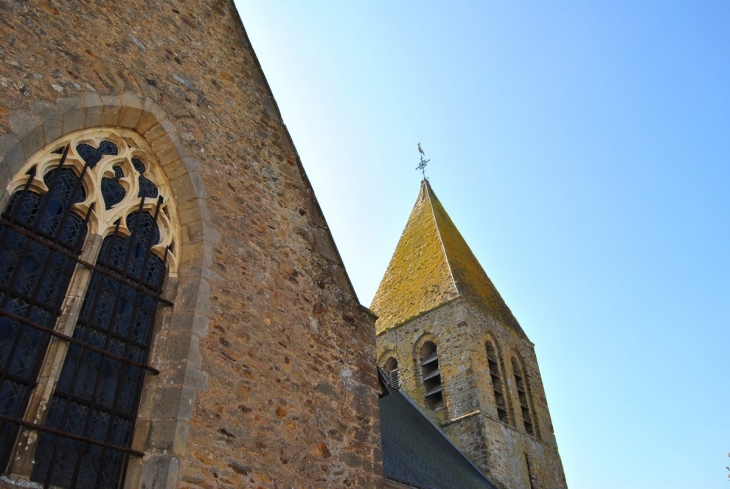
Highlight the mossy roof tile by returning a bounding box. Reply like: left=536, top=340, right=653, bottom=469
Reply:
left=371, top=180, right=526, bottom=337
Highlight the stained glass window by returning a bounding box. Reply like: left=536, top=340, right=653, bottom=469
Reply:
left=0, top=164, right=87, bottom=471
left=32, top=212, right=165, bottom=488
left=0, top=132, right=176, bottom=489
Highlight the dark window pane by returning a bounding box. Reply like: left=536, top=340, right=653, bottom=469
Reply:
left=76, top=141, right=117, bottom=168
left=34, top=209, right=166, bottom=488
left=101, top=178, right=126, bottom=209
left=76, top=443, right=103, bottom=487
left=138, top=175, right=158, bottom=199
left=99, top=449, right=126, bottom=489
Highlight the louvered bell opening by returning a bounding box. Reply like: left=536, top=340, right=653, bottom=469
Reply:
left=421, top=351, right=438, bottom=367
left=422, top=368, right=440, bottom=382
left=389, top=368, right=401, bottom=389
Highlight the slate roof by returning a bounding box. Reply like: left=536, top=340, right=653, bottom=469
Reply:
left=370, top=180, right=525, bottom=337
left=379, top=381, right=497, bottom=489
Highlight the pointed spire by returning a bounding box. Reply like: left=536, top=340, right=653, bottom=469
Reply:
left=371, top=180, right=525, bottom=337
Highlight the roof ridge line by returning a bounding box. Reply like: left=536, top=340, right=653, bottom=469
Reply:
left=423, top=180, right=460, bottom=297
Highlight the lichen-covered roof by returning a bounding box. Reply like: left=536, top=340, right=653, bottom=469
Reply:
left=371, top=180, right=525, bottom=337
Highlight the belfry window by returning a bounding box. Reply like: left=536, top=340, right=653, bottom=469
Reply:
left=512, top=357, right=535, bottom=436
left=383, top=356, right=400, bottom=389
left=419, top=341, right=443, bottom=410
left=486, top=341, right=509, bottom=423
left=0, top=129, right=178, bottom=488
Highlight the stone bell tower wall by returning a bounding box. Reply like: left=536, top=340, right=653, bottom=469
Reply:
left=377, top=297, right=566, bottom=488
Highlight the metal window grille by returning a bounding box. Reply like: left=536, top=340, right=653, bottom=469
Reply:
left=0, top=150, right=90, bottom=471
left=0, top=138, right=173, bottom=489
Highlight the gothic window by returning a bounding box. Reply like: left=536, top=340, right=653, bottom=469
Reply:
left=512, top=357, right=535, bottom=436
left=0, top=129, right=178, bottom=488
left=486, top=341, right=509, bottom=423
left=419, top=341, right=443, bottom=410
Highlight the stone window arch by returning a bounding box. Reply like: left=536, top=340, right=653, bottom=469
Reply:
left=511, top=355, right=537, bottom=437
left=417, top=340, right=443, bottom=410
left=485, top=338, right=510, bottom=424
left=0, top=128, right=179, bottom=488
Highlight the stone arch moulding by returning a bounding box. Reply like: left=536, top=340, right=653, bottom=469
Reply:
left=0, top=93, right=217, bottom=489
left=377, top=349, right=399, bottom=369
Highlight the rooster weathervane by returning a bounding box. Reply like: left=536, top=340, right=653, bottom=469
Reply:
left=416, top=142, right=430, bottom=179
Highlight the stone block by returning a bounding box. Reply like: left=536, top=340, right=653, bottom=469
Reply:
left=136, top=100, right=161, bottom=135
left=175, top=276, right=210, bottom=315
left=312, top=228, right=342, bottom=264
left=83, top=92, right=104, bottom=128
left=180, top=156, right=201, bottom=173
left=168, top=364, right=209, bottom=391
left=162, top=332, right=203, bottom=368
left=101, top=95, right=122, bottom=126
left=0, top=132, right=24, bottom=177
left=8, top=110, right=43, bottom=160
left=138, top=454, right=179, bottom=489
left=118, top=92, right=144, bottom=128
left=148, top=419, right=190, bottom=456
left=144, top=98, right=169, bottom=124
left=261, top=94, right=281, bottom=121
left=170, top=172, right=200, bottom=202
left=158, top=156, right=188, bottom=182
left=155, top=139, right=185, bottom=168
left=31, top=101, right=62, bottom=144
left=143, top=122, right=167, bottom=145
left=57, top=96, right=86, bottom=134
left=153, top=385, right=195, bottom=421
left=169, top=310, right=210, bottom=337
left=176, top=198, right=204, bottom=226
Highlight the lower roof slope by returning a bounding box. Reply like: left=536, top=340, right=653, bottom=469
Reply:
left=379, top=382, right=497, bottom=489
left=371, top=179, right=525, bottom=337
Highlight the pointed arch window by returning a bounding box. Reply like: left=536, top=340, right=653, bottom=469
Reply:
left=419, top=341, right=443, bottom=410
left=511, top=357, right=535, bottom=436
left=0, top=129, right=178, bottom=488
left=486, top=341, right=509, bottom=423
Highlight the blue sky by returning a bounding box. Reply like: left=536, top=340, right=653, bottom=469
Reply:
left=236, top=2, right=730, bottom=487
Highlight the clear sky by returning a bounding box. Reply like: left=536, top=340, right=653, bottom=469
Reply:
left=235, top=2, right=730, bottom=488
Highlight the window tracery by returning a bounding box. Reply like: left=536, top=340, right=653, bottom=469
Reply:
left=0, top=128, right=179, bottom=488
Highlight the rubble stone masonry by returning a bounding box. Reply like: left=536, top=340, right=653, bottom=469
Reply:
left=377, top=297, right=566, bottom=489
left=0, top=1, right=382, bottom=487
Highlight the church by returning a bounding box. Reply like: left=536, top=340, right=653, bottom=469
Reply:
left=0, top=1, right=565, bottom=487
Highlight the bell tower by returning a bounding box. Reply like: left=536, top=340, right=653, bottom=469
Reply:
left=372, top=180, right=567, bottom=489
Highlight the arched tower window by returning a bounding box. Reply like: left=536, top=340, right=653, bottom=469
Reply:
left=418, top=341, right=443, bottom=410
left=383, top=356, right=400, bottom=388
left=0, top=129, right=178, bottom=488
left=511, top=357, right=535, bottom=436
left=486, top=340, right=509, bottom=423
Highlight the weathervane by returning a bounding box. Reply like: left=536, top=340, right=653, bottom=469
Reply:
left=416, top=142, right=430, bottom=179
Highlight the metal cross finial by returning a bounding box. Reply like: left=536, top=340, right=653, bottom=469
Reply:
left=416, top=142, right=430, bottom=179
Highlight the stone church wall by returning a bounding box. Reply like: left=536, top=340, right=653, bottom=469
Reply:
left=0, top=1, right=382, bottom=487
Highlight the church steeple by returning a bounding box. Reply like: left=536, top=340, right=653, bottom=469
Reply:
left=371, top=180, right=524, bottom=337
left=372, top=179, right=566, bottom=489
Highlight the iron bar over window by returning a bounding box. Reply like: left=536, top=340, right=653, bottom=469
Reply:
left=0, top=130, right=179, bottom=489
